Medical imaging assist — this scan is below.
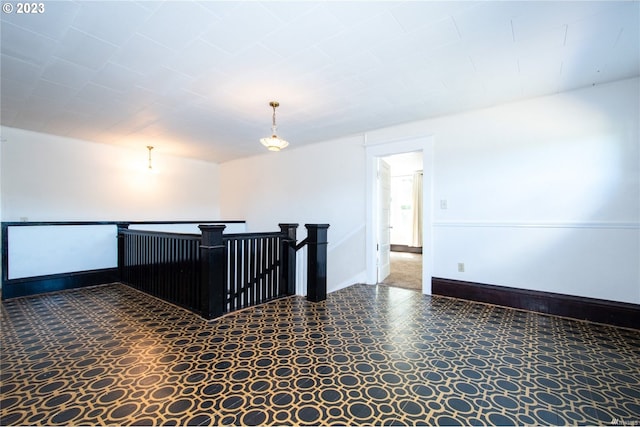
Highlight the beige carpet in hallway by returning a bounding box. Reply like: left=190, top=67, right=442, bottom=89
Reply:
left=381, top=251, right=422, bottom=291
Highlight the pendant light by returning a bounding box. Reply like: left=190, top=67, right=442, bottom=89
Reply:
left=260, top=101, right=289, bottom=151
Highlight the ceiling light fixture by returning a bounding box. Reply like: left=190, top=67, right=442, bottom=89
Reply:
left=260, top=101, right=289, bottom=152
left=147, top=145, right=154, bottom=170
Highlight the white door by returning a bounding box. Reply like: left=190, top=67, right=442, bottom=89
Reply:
left=377, top=158, right=391, bottom=282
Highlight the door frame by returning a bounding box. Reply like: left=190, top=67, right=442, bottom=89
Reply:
left=365, top=136, right=434, bottom=294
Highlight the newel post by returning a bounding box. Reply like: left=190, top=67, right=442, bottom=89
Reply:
left=199, top=225, right=226, bottom=319
left=279, top=223, right=298, bottom=296
left=116, top=223, right=129, bottom=282
left=305, top=224, right=330, bottom=302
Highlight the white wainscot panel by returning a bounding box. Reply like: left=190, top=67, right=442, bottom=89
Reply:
left=433, top=223, right=640, bottom=304
left=8, top=225, right=118, bottom=279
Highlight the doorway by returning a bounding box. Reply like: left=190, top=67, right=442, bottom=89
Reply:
left=378, top=152, right=423, bottom=291
left=365, top=136, right=434, bottom=294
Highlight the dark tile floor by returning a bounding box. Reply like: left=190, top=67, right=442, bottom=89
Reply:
left=1, top=283, right=639, bottom=426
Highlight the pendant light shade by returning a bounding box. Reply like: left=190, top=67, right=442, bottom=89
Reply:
left=260, top=101, right=289, bottom=151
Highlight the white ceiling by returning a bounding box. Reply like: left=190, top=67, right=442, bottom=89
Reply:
left=1, top=1, right=638, bottom=163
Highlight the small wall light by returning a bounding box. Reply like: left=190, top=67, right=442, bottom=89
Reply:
left=147, top=145, right=154, bottom=170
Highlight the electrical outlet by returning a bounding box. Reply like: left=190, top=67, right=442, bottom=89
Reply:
left=457, top=263, right=465, bottom=272
left=20, top=217, right=28, bottom=222
left=440, top=199, right=448, bottom=209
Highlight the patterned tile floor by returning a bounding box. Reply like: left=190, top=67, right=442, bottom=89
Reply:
left=1, top=283, right=639, bottom=426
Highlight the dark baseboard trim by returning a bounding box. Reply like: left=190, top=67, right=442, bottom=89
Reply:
left=432, top=277, right=640, bottom=330
left=1, top=268, right=119, bottom=300
left=390, top=244, right=422, bottom=254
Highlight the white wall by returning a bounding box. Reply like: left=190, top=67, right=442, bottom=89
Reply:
left=3, top=77, right=638, bottom=305
left=0, top=126, right=221, bottom=221
left=222, top=77, right=639, bottom=305
left=1, top=127, right=227, bottom=283
left=220, top=135, right=367, bottom=294
left=366, top=77, right=640, bottom=305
